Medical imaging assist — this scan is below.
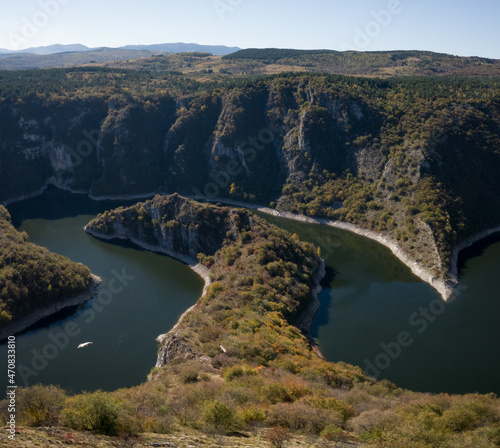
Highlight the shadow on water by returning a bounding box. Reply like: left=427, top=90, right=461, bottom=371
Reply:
left=310, top=266, right=337, bottom=339
left=0, top=187, right=204, bottom=392
left=457, top=232, right=500, bottom=277
left=7, top=186, right=149, bottom=227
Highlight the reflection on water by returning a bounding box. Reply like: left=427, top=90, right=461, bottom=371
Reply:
left=257, top=212, right=500, bottom=395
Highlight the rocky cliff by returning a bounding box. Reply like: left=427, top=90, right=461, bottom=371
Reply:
left=2, top=71, right=500, bottom=296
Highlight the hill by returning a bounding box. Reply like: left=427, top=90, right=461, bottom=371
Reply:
left=0, top=205, right=95, bottom=334
left=0, top=43, right=240, bottom=70
left=1, top=68, right=499, bottom=297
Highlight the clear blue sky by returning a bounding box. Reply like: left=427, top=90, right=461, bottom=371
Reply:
left=0, top=0, right=499, bottom=58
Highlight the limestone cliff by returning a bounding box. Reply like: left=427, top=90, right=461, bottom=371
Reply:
left=2, top=73, right=500, bottom=298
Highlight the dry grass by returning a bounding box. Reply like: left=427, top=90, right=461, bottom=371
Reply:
left=0, top=426, right=368, bottom=448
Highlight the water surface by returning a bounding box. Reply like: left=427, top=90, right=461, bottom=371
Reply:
left=0, top=188, right=203, bottom=393
left=257, top=212, right=500, bottom=395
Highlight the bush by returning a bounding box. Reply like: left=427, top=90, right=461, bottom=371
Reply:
left=62, top=391, right=133, bottom=436
left=17, top=384, right=67, bottom=426
left=440, top=399, right=498, bottom=432
left=267, top=402, right=343, bottom=434
left=239, top=405, right=267, bottom=425
left=178, top=366, right=199, bottom=384
left=348, top=409, right=399, bottom=435
left=263, top=383, right=292, bottom=404
left=202, top=400, right=234, bottom=432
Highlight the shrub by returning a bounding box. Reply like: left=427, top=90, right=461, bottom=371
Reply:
left=179, top=366, right=199, bottom=384
left=320, top=423, right=344, bottom=439
left=267, top=402, right=343, bottom=434
left=263, top=383, right=292, bottom=404
left=486, top=423, right=500, bottom=445
left=62, top=391, right=133, bottom=436
left=440, top=398, right=498, bottom=432
left=239, top=405, right=267, bottom=425
left=17, top=385, right=67, bottom=426
left=202, top=400, right=234, bottom=432
left=223, top=365, right=245, bottom=381
left=348, top=409, right=399, bottom=435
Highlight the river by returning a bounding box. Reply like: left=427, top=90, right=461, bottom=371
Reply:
left=257, top=212, right=500, bottom=395
left=0, top=188, right=203, bottom=393
left=1, top=188, right=498, bottom=394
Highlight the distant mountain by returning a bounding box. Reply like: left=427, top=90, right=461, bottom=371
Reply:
left=0, top=44, right=92, bottom=55
left=0, top=43, right=240, bottom=57
left=117, top=43, right=240, bottom=55
left=19, top=44, right=92, bottom=55
left=0, top=48, right=159, bottom=70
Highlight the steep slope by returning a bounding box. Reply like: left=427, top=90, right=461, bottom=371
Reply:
left=1, top=69, right=500, bottom=297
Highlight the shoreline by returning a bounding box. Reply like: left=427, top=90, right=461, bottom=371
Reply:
left=83, top=222, right=328, bottom=361
left=188, top=195, right=500, bottom=302
left=83, top=226, right=212, bottom=295
left=83, top=226, right=213, bottom=362
left=4, top=185, right=500, bottom=302
left=294, top=258, right=326, bottom=360
left=0, top=274, right=102, bottom=342
left=187, top=196, right=453, bottom=301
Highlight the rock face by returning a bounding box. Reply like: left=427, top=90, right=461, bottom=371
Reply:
left=84, top=194, right=234, bottom=263
left=2, top=75, right=500, bottom=296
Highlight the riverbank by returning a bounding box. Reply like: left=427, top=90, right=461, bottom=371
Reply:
left=294, top=258, right=326, bottom=360
left=188, top=196, right=500, bottom=302
left=5, top=184, right=500, bottom=302
left=83, top=226, right=213, bottom=365
left=258, top=209, right=500, bottom=302
left=0, top=274, right=102, bottom=342
left=83, top=226, right=212, bottom=295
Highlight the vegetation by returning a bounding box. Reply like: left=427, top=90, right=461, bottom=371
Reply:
left=1, top=69, right=500, bottom=282
left=3, top=197, right=500, bottom=447
left=0, top=205, right=92, bottom=326
left=1, top=55, right=500, bottom=446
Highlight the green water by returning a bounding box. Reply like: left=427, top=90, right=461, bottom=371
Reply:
left=1, top=188, right=498, bottom=395
left=0, top=188, right=203, bottom=393
left=257, top=213, right=500, bottom=395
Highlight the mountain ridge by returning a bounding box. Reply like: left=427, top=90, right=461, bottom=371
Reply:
left=0, top=42, right=240, bottom=56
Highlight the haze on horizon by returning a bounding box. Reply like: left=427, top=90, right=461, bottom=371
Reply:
left=0, top=0, right=498, bottom=59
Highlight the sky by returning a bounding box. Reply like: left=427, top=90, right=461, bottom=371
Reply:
left=0, top=0, right=499, bottom=58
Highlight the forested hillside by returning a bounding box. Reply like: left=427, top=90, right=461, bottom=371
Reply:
left=1, top=68, right=500, bottom=291
left=0, top=205, right=92, bottom=327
